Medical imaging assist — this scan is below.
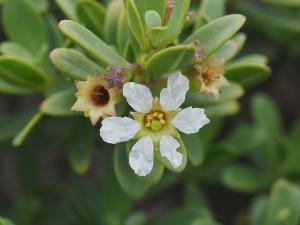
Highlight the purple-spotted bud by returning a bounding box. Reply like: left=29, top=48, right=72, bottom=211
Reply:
left=105, top=66, right=127, bottom=89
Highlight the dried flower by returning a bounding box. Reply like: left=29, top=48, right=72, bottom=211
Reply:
left=71, top=75, right=119, bottom=125
left=185, top=56, right=228, bottom=98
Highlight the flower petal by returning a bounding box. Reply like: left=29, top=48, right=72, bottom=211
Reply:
left=159, top=135, right=183, bottom=168
left=71, top=97, right=89, bottom=111
left=100, top=117, right=140, bottom=144
left=172, top=107, right=210, bottom=134
left=160, top=72, right=190, bottom=112
left=123, top=82, right=153, bottom=113
left=129, top=136, right=154, bottom=176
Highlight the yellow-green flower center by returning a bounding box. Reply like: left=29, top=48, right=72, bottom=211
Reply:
left=144, top=110, right=166, bottom=132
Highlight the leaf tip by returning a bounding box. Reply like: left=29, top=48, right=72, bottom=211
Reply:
left=49, top=49, right=57, bottom=61
left=239, top=14, right=247, bottom=24
left=58, top=19, right=71, bottom=30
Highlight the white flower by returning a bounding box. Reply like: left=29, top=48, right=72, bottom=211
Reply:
left=100, top=72, right=210, bottom=176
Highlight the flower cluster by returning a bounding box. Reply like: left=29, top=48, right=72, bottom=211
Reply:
left=71, top=70, right=210, bottom=176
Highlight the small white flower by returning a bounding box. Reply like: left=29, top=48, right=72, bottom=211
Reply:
left=100, top=72, right=210, bottom=176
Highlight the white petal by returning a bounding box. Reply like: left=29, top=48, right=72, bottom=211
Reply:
left=129, top=136, right=154, bottom=176
left=159, top=135, right=183, bottom=168
left=100, top=117, right=140, bottom=144
left=160, top=72, right=190, bottom=112
left=172, top=107, right=210, bottom=134
left=123, top=82, right=153, bottom=113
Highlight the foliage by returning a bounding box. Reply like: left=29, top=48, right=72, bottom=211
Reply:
left=0, top=0, right=298, bottom=225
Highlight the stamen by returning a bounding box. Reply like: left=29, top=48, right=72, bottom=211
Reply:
left=147, top=114, right=153, bottom=120
left=144, top=110, right=167, bottom=131
left=158, top=113, right=164, bottom=119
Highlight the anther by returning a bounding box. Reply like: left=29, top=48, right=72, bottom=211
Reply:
left=147, top=114, right=153, bottom=120
left=158, top=113, right=164, bottom=119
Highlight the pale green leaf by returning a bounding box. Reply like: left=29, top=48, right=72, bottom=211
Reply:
left=3, top=0, right=47, bottom=55
left=50, top=48, right=105, bottom=80
left=59, top=20, right=128, bottom=66
left=184, top=14, right=246, bottom=56
left=40, top=90, right=78, bottom=117
left=145, top=45, right=196, bottom=75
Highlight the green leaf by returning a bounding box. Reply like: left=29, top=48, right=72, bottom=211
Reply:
left=262, top=179, right=300, bottom=225
left=12, top=112, right=44, bottom=147
left=194, top=0, right=210, bottom=31
left=25, top=0, right=49, bottom=14
left=68, top=180, right=104, bottom=225
left=59, top=20, right=128, bottom=66
left=183, top=180, right=209, bottom=208
left=205, top=0, right=226, bottom=20
left=236, top=1, right=300, bottom=41
left=205, top=101, right=240, bottom=118
left=182, top=133, right=204, bottom=166
left=44, top=14, right=65, bottom=49
left=184, top=14, right=246, bottom=56
left=68, top=120, right=94, bottom=175
left=155, top=136, right=187, bottom=173
left=222, top=164, right=268, bottom=193
left=147, top=207, right=213, bottom=225
left=199, top=119, right=223, bottom=144
left=125, top=212, right=146, bottom=225
left=3, top=0, right=47, bottom=55
left=215, top=33, right=247, bottom=62
left=55, top=0, right=80, bottom=21
left=221, top=124, right=264, bottom=155
left=113, top=142, right=150, bottom=199
left=0, top=77, right=36, bottom=95
left=104, top=0, right=124, bottom=45
left=225, top=54, right=271, bottom=87
left=185, top=83, right=244, bottom=107
left=251, top=93, right=282, bottom=139
left=117, top=10, right=129, bottom=53
left=50, top=48, right=105, bottom=80
left=40, top=90, right=78, bottom=117
left=125, top=0, right=148, bottom=50
left=77, top=0, right=106, bottom=38
left=133, top=0, right=166, bottom=25
left=290, top=120, right=300, bottom=148
left=0, top=42, right=34, bottom=63
left=262, top=0, right=300, bottom=7
left=0, top=57, right=49, bottom=88
left=145, top=45, right=196, bottom=75
left=250, top=197, right=268, bottom=225
left=0, top=217, right=15, bottom=225
left=252, top=94, right=282, bottom=167
left=162, top=0, right=190, bottom=45
left=0, top=111, right=35, bottom=143
left=145, top=10, right=162, bottom=29
left=100, top=151, right=133, bottom=225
